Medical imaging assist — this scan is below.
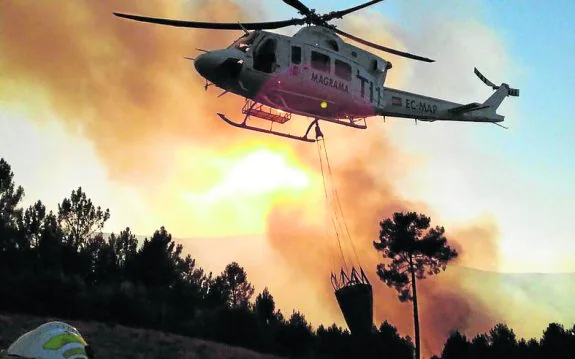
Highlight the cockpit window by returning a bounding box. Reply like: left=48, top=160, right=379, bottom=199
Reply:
left=229, top=32, right=257, bottom=52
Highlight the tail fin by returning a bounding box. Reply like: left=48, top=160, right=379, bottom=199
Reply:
left=475, top=67, right=519, bottom=112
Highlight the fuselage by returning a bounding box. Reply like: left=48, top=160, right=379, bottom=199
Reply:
left=194, top=26, right=392, bottom=120
left=194, top=26, right=506, bottom=125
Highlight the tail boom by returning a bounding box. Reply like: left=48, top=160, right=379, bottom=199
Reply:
left=376, top=68, right=518, bottom=125
left=377, top=88, right=505, bottom=123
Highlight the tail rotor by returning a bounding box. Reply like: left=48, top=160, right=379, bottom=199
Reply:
left=474, top=67, right=520, bottom=97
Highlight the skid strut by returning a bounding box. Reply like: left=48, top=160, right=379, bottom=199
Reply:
left=217, top=99, right=368, bottom=143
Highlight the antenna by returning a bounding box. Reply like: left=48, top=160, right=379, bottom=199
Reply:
left=237, top=22, right=249, bottom=35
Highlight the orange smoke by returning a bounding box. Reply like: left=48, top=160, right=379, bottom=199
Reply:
left=0, top=0, right=263, bottom=185
left=448, top=214, right=501, bottom=271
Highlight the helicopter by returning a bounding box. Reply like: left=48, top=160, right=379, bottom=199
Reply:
left=113, top=0, right=519, bottom=143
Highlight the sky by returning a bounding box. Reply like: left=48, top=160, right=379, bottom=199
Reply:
left=1, top=0, right=574, bottom=356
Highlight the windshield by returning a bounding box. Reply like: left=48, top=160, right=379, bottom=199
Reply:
left=228, top=32, right=258, bottom=52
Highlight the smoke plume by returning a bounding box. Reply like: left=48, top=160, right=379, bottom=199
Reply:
left=0, top=0, right=262, bottom=186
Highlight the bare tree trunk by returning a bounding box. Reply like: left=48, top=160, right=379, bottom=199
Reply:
left=410, top=265, right=421, bottom=359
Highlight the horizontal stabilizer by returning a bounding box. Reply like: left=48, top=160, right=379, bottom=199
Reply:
left=448, top=102, right=490, bottom=115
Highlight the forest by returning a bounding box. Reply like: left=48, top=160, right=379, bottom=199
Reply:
left=0, top=157, right=573, bottom=359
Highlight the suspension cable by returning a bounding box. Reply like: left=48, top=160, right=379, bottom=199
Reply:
left=320, top=136, right=363, bottom=270
left=320, top=140, right=353, bottom=269
left=320, top=139, right=346, bottom=258
left=316, top=137, right=348, bottom=273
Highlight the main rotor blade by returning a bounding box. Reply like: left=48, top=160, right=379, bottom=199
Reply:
left=113, top=12, right=303, bottom=30
left=282, top=0, right=312, bottom=15
left=334, top=28, right=434, bottom=63
left=323, top=0, right=385, bottom=21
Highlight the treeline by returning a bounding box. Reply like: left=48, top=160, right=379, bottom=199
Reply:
left=0, top=158, right=412, bottom=358
left=436, top=323, right=575, bottom=359
left=0, top=157, right=573, bottom=358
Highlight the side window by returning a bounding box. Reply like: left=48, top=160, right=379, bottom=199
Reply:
left=335, top=59, right=352, bottom=81
left=311, top=51, right=330, bottom=73
left=253, top=38, right=277, bottom=73
left=291, top=46, right=301, bottom=64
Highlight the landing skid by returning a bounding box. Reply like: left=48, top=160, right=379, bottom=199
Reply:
left=217, top=100, right=369, bottom=143
left=218, top=113, right=318, bottom=142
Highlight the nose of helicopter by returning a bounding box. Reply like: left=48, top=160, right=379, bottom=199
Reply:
left=194, top=50, right=245, bottom=85
left=194, top=52, right=219, bottom=79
